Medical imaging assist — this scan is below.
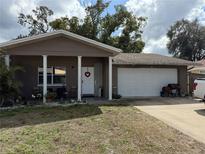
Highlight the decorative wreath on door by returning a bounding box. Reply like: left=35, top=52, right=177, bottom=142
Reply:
left=85, top=67, right=91, bottom=77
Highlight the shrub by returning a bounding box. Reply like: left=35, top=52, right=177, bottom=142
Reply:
left=0, top=50, right=23, bottom=107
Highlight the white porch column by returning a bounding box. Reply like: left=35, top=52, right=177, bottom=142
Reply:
left=108, top=56, right=112, bottom=100
left=77, top=56, right=82, bottom=101
left=43, top=55, right=47, bottom=103
left=5, top=55, right=10, bottom=68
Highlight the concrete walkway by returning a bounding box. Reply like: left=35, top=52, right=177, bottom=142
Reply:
left=135, top=99, right=205, bottom=144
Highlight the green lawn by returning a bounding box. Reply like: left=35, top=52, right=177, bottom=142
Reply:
left=0, top=104, right=205, bottom=154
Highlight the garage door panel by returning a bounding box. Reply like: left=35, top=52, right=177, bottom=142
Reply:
left=118, top=68, right=178, bottom=97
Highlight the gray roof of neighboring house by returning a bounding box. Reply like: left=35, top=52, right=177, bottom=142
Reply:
left=0, top=30, right=122, bottom=55
left=113, top=53, right=193, bottom=66
left=197, top=59, right=205, bottom=66
left=188, top=59, right=205, bottom=69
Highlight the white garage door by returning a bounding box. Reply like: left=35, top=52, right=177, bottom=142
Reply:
left=118, top=68, right=178, bottom=97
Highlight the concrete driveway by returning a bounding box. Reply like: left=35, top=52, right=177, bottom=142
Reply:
left=135, top=98, right=205, bottom=144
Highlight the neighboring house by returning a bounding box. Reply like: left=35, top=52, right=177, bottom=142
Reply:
left=189, top=59, right=205, bottom=93
left=0, top=30, right=192, bottom=102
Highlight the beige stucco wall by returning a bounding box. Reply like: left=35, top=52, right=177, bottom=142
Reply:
left=178, top=66, right=188, bottom=95
left=12, top=56, right=108, bottom=99
left=7, top=37, right=114, bottom=57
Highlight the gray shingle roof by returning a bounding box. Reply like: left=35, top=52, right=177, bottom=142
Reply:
left=113, top=53, right=193, bottom=66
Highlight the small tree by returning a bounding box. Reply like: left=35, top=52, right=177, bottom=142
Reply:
left=0, top=50, right=23, bottom=107
left=18, top=2, right=146, bottom=53
left=18, top=6, right=53, bottom=36
left=49, top=2, right=146, bottom=53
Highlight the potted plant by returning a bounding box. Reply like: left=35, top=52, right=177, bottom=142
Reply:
left=112, top=94, right=122, bottom=99
left=46, top=91, right=56, bottom=102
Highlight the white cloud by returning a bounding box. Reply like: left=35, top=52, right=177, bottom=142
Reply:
left=39, top=0, right=86, bottom=19
left=125, top=0, right=157, bottom=17
left=187, top=0, right=205, bottom=25
left=143, top=36, right=169, bottom=55
left=10, top=0, right=37, bottom=15
left=125, top=0, right=205, bottom=55
left=0, top=0, right=85, bottom=42
left=1, top=0, right=205, bottom=56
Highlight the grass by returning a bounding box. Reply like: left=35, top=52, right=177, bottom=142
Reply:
left=0, top=104, right=205, bottom=154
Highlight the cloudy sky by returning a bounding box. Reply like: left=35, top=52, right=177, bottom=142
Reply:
left=0, top=0, right=205, bottom=55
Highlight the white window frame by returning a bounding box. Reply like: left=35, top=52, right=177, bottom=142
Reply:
left=38, top=66, right=67, bottom=87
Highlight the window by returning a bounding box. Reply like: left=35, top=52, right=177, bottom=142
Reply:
left=38, top=67, right=66, bottom=86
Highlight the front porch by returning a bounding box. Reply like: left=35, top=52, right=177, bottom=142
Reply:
left=6, top=55, right=113, bottom=102
left=1, top=30, right=121, bottom=103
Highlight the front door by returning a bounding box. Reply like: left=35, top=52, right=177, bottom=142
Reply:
left=82, top=67, right=94, bottom=95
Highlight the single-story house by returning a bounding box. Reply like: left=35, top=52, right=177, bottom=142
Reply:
left=0, top=30, right=192, bottom=102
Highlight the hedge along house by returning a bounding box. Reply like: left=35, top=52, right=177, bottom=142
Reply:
left=0, top=30, right=193, bottom=102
